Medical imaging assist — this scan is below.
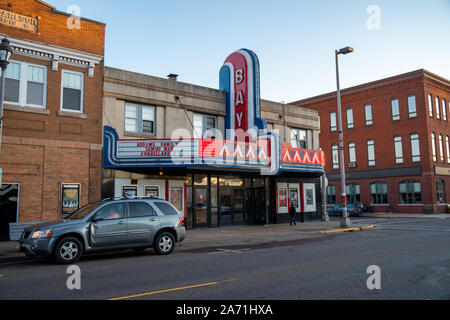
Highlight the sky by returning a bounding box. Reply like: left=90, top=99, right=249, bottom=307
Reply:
left=49, top=0, right=449, bottom=103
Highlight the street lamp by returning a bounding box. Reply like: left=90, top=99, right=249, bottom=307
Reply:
left=335, top=46, right=353, bottom=228
left=0, top=37, right=13, bottom=156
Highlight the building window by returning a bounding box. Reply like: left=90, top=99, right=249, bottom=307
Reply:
left=193, top=113, right=217, bottom=139
left=399, top=180, right=422, bottom=204
left=365, top=104, right=373, bottom=125
left=439, top=134, right=444, bottom=163
left=435, top=96, right=441, bottom=119
left=318, top=115, right=321, bottom=134
left=330, top=112, right=337, bottom=132
left=4, top=61, right=47, bottom=108
left=410, top=133, right=421, bottom=162
left=370, top=182, right=388, bottom=204
left=348, top=142, right=356, bottom=166
left=346, top=108, right=354, bottom=129
left=443, top=99, right=447, bottom=121
left=332, top=144, right=339, bottom=169
left=431, top=132, right=437, bottom=162
left=125, top=103, right=156, bottom=135
left=346, top=183, right=360, bottom=204
left=436, top=179, right=446, bottom=204
left=408, top=95, right=417, bottom=118
left=394, top=136, right=403, bottom=164
left=61, top=70, right=84, bottom=112
left=290, top=128, right=308, bottom=149
left=446, top=136, right=450, bottom=163
left=326, top=185, right=336, bottom=204
left=428, top=94, right=433, bottom=117
left=391, top=98, right=400, bottom=121
left=367, top=139, right=375, bottom=166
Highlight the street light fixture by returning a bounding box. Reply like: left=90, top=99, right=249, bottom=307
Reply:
left=335, top=46, right=353, bottom=228
left=0, top=37, right=13, bottom=156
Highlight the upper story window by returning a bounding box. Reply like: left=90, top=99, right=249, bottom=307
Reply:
left=410, top=133, right=421, bottom=162
left=367, top=139, right=375, bottom=166
left=125, top=102, right=156, bottom=135
left=391, top=98, right=400, bottom=121
left=4, top=60, right=47, bottom=108
left=290, top=128, right=308, bottom=149
left=61, top=70, right=84, bottom=113
left=446, top=136, right=450, bottom=163
left=348, top=142, right=356, bottom=165
left=439, top=134, right=444, bottom=163
left=442, top=98, right=447, bottom=121
left=332, top=144, right=339, bottom=169
left=193, top=113, right=217, bottom=139
left=394, top=136, right=403, bottom=164
left=365, top=104, right=373, bottom=125
left=428, top=94, right=433, bottom=117
left=407, top=95, right=417, bottom=118
left=330, top=112, right=337, bottom=132
left=431, top=132, right=437, bottom=162
left=346, top=108, right=354, bottom=129
left=435, top=96, right=441, bottom=119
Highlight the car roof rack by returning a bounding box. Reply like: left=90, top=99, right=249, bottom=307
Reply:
left=102, top=196, right=161, bottom=201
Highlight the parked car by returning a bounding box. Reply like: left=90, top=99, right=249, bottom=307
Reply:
left=18, top=197, right=185, bottom=264
left=326, top=203, right=362, bottom=217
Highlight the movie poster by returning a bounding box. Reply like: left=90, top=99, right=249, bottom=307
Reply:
left=61, top=184, right=80, bottom=215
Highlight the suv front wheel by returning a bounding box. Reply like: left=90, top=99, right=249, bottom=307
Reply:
left=53, top=236, right=83, bottom=264
left=153, top=232, right=175, bottom=255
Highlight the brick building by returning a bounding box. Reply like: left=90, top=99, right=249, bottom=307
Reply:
left=0, top=0, right=105, bottom=240
left=292, top=69, right=450, bottom=214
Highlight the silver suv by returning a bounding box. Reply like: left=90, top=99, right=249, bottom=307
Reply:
left=18, top=197, right=186, bottom=264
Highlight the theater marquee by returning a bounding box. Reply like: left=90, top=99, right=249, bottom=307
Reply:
left=0, top=9, right=38, bottom=33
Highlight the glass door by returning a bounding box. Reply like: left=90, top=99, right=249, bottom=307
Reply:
left=219, top=188, right=232, bottom=226
left=195, top=187, right=208, bottom=228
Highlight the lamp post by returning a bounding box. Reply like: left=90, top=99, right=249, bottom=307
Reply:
left=0, top=37, right=13, bottom=157
left=335, top=46, right=353, bottom=228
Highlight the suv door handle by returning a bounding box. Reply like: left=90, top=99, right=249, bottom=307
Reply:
left=117, top=221, right=125, bottom=225
left=149, top=218, right=157, bottom=222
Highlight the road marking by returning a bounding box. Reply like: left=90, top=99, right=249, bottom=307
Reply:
left=107, top=279, right=239, bottom=301
left=208, top=248, right=251, bottom=255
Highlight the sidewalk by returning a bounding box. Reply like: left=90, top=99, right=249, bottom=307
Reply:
left=363, top=212, right=450, bottom=220
left=0, top=219, right=374, bottom=263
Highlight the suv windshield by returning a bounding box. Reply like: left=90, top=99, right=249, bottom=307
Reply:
left=66, top=202, right=103, bottom=220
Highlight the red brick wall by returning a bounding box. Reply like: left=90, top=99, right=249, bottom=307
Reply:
left=0, top=0, right=105, bottom=224
left=293, top=70, right=450, bottom=214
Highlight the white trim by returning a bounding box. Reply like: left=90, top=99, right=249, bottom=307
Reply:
left=60, top=69, right=85, bottom=113
left=5, top=60, right=47, bottom=109
left=2, top=34, right=103, bottom=77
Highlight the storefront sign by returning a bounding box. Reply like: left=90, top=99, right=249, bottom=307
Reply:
left=0, top=9, right=38, bottom=33
left=435, top=166, right=450, bottom=176
left=104, top=126, right=324, bottom=174
left=220, top=49, right=267, bottom=139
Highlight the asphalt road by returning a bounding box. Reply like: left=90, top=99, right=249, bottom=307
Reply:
left=1, top=217, right=450, bottom=300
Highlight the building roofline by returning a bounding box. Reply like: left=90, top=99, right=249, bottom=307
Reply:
left=291, top=69, right=449, bottom=106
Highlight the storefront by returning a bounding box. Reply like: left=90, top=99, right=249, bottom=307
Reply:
left=102, top=49, right=324, bottom=228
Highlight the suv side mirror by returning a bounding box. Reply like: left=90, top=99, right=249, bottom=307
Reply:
left=92, top=216, right=104, bottom=222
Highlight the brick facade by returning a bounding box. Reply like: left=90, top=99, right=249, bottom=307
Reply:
left=292, top=70, right=450, bottom=214
left=0, top=0, right=105, bottom=228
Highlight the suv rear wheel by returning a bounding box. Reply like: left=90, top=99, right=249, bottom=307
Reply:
left=53, top=236, right=83, bottom=264
left=153, top=232, right=175, bottom=255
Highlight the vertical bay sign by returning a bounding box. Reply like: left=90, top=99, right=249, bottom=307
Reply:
left=219, top=49, right=268, bottom=141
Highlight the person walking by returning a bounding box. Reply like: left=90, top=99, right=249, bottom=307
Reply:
left=289, top=201, right=297, bottom=226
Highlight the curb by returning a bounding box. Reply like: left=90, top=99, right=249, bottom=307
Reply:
left=320, top=224, right=375, bottom=234
left=374, top=216, right=447, bottom=220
